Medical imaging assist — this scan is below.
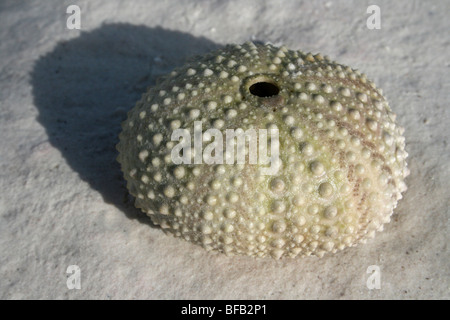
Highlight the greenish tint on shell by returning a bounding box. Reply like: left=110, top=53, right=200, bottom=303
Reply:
left=117, top=42, right=409, bottom=259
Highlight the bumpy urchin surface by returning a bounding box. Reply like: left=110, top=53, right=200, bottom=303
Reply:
left=117, top=42, right=409, bottom=259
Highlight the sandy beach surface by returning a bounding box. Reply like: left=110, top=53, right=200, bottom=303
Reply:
left=0, top=0, right=448, bottom=299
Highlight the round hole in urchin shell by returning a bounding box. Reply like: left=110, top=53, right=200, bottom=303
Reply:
left=249, top=80, right=280, bottom=97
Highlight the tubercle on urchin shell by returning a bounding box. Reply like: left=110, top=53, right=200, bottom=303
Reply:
left=116, top=42, right=409, bottom=259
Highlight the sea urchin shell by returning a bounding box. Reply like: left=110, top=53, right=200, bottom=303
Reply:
left=117, top=42, right=409, bottom=259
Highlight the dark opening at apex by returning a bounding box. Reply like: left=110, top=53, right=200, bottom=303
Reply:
left=249, top=81, right=280, bottom=97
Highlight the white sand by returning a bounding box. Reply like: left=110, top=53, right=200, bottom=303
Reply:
left=0, top=0, right=448, bottom=299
